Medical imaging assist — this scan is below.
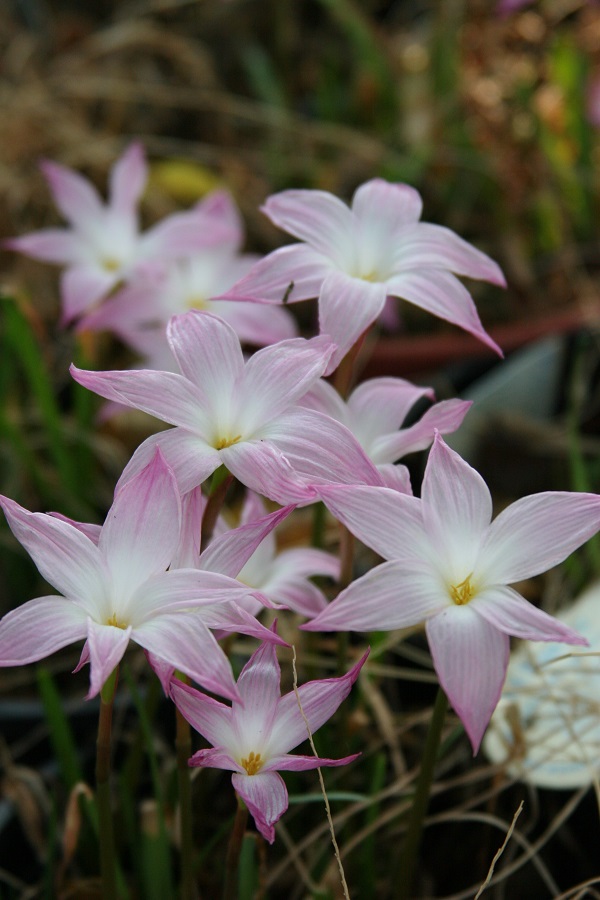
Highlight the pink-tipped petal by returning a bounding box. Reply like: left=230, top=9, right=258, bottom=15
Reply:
left=392, top=223, right=506, bottom=286
left=109, top=142, right=147, bottom=215
left=199, top=505, right=294, bottom=579
left=171, top=488, right=205, bottom=569
left=142, top=208, right=235, bottom=259
left=115, top=429, right=221, bottom=495
left=167, top=310, right=245, bottom=399
left=0, top=597, right=88, bottom=665
left=263, top=189, right=353, bottom=265
left=317, top=484, right=423, bottom=562
left=133, top=613, right=239, bottom=702
left=269, top=651, right=368, bottom=754
left=480, top=492, right=600, bottom=584
left=348, top=377, right=435, bottom=441
left=385, top=269, right=503, bottom=357
left=170, top=679, right=234, bottom=748
left=426, top=606, right=509, bottom=754
left=40, top=159, right=104, bottom=228
left=100, top=451, right=181, bottom=592
left=266, top=751, right=360, bottom=772
left=48, top=513, right=102, bottom=545
left=4, top=230, right=84, bottom=264
left=372, top=398, right=472, bottom=463
left=218, top=440, right=316, bottom=506
left=472, top=586, right=589, bottom=645
left=303, top=562, right=443, bottom=633
left=189, top=747, right=240, bottom=771
left=86, top=619, right=132, bottom=699
left=318, top=271, right=388, bottom=373
left=219, top=243, right=333, bottom=304
left=231, top=771, right=288, bottom=843
left=0, top=496, right=107, bottom=611
left=376, top=463, right=413, bottom=494
left=209, top=299, right=298, bottom=345
left=352, top=180, right=423, bottom=235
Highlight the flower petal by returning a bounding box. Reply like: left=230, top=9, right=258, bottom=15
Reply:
left=60, top=266, right=119, bottom=322
left=99, top=451, right=181, bottom=594
left=4, top=230, right=85, bottom=264
left=218, top=440, right=316, bottom=505
left=318, top=270, right=388, bottom=373
left=133, top=613, right=239, bottom=701
left=385, top=269, right=503, bottom=356
left=116, top=429, right=221, bottom=495
left=219, top=244, right=334, bottom=304
left=0, top=495, right=107, bottom=612
left=40, top=159, right=104, bottom=228
left=109, top=142, right=147, bottom=216
left=317, top=484, right=424, bottom=561
left=472, top=586, right=588, bottom=645
left=352, top=179, right=423, bottom=233
left=209, top=299, right=298, bottom=345
left=268, top=651, right=367, bottom=754
left=170, top=679, right=234, bottom=748
left=391, top=222, right=506, bottom=285
left=86, top=619, right=132, bottom=699
left=426, top=606, right=509, bottom=753
left=70, top=364, right=208, bottom=432
left=263, top=189, right=353, bottom=265
left=199, top=505, right=294, bottom=579
left=479, top=492, right=600, bottom=584
left=231, top=771, right=288, bottom=843
left=266, top=752, right=360, bottom=772
left=303, top=561, right=444, bottom=632
left=189, top=747, right=240, bottom=771
left=0, top=597, right=88, bottom=665
left=371, top=399, right=472, bottom=463
left=348, top=377, right=434, bottom=445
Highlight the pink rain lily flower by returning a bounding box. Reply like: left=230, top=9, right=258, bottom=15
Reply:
left=0, top=451, right=287, bottom=701
left=71, top=311, right=382, bottom=504
left=220, top=178, right=506, bottom=371
left=304, top=434, right=599, bottom=753
left=5, top=144, right=236, bottom=323
left=78, top=189, right=297, bottom=370
left=302, top=376, right=472, bottom=492
left=171, top=635, right=367, bottom=842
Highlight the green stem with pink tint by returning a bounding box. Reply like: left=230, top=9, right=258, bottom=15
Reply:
left=223, top=795, right=249, bottom=900
left=96, top=667, right=119, bottom=900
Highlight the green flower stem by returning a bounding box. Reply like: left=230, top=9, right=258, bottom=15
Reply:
left=96, top=667, right=119, bottom=900
left=395, top=686, right=449, bottom=900
left=175, top=675, right=198, bottom=900
left=201, top=466, right=234, bottom=552
left=223, top=796, right=249, bottom=900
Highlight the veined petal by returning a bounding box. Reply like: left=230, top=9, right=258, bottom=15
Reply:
left=371, top=399, right=472, bottom=463
left=266, top=752, right=360, bottom=772
left=303, top=561, right=444, bottom=632
left=133, top=613, right=239, bottom=701
left=219, top=244, right=333, bottom=304
left=4, top=230, right=85, bottom=264
left=60, top=266, right=118, bottom=322
left=141, top=208, right=235, bottom=259
left=269, top=651, right=367, bottom=754
left=234, top=641, right=281, bottom=738
left=317, top=484, right=424, bottom=561
left=208, top=299, right=298, bottom=345
left=241, top=335, right=334, bottom=429
left=348, top=377, right=435, bottom=444
left=48, top=513, right=102, bottom=545
left=385, top=269, right=503, bottom=356
left=270, top=579, right=328, bottom=617
left=0, top=597, right=88, bottom=665
left=167, top=311, right=245, bottom=417
left=195, top=189, right=244, bottom=248
left=318, top=271, right=388, bottom=373
left=231, top=771, right=288, bottom=843
left=479, top=492, right=600, bottom=584
left=99, top=451, right=181, bottom=594
left=116, top=429, right=220, bottom=495
left=40, top=159, right=104, bottom=228
left=421, top=435, right=493, bottom=578
left=70, top=364, right=209, bottom=432
left=86, top=619, right=132, bottom=699
left=198, top=505, right=294, bottom=578
left=391, top=222, right=506, bottom=286
left=271, top=547, right=340, bottom=581
left=263, top=189, right=353, bottom=265
left=109, top=142, right=147, bottom=215
left=0, top=495, right=107, bottom=611
left=170, top=679, right=234, bottom=748
left=377, top=463, right=413, bottom=494
left=352, top=179, right=423, bottom=234
left=130, top=571, right=260, bottom=618
left=218, top=440, right=316, bottom=506
left=189, top=747, right=239, bottom=771
left=171, top=487, right=205, bottom=569
left=300, top=379, right=350, bottom=425
left=426, top=606, right=509, bottom=754
left=261, top=410, right=382, bottom=489
left=472, top=586, right=588, bottom=645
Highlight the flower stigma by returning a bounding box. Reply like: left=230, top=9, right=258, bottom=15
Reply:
left=106, top=612, right=128, bottom=629
left=450, top=573, right=475, bottom=606
left=241, top=751, right=263, bottom=776
left=215, top=434, right=242, bottom=450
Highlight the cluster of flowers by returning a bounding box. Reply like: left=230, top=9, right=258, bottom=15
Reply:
left=2, top=143, right=599, bottom=842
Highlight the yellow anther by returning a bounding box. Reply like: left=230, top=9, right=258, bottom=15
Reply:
left=101, top=258, right=121, bottom=272
left=107, top=612, right=128, bottom=629
left=450, top=573, right=474, bottom=606
left=215, top=434, right=242, bottom=450
left=240, top=751, right=263, bottom=776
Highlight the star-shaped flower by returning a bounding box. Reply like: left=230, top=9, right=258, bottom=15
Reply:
left=220, top=178, right=505, bottom=371
left=304, top=434, right=599, bottom=752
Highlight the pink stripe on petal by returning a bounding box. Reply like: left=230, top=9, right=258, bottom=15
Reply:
left=40, top=159, right=104, bottom=227
left=4, top=230, right=84, bottom=264
left=266, top=752, right=360, bottom=772
left=109, top=142, right=147, bottom=215
left=219, top=441, right=316, bottom=506
left=263, top=189, right=353, bottom=265
left=472, top=586, right=589, bottom=645
left=318, top=271, right=388, bottom=373
left=167, top=310, right=245, bottom=399
left=199, top=505, right=294, bottom=578
left=372, top=398, right=472, bottom=463
left=0, top=597, right=88, bottom=665
left=170, top=679, right=234, bottom=748
left=86, top=619, right=132, bottom=699
left=231, top=770, right=288, bottom=843
left=391, top=223, right=506, bottom=286
left=426, top=606, right=509, bottom=754
left=60, top=266, right=118, bottom=322
left=116, top=429, right=220, bottom=495
left=219, top=243, right=333, bottom=304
